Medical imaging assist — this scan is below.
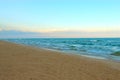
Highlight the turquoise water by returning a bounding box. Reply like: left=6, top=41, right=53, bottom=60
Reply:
left=2, top=38, right=120, bottom=61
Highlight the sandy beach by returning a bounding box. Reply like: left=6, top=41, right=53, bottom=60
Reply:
left=0, top=41, right=120, bottom=80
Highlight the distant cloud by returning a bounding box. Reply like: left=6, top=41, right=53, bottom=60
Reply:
left=44, top=30, right=120, bottom=38
left=0, top=29, right=120, bottom=38
left=0, top=30, right=46, bottom=38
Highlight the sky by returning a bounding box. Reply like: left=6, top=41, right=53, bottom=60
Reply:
left=0, top=0, right=120, bottom=38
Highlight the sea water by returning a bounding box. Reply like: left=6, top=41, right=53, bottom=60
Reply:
left=2, top=38, right=120, bottom=61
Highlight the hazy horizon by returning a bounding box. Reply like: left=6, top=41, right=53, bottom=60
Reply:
left=0, top=0, right=120, bottom=38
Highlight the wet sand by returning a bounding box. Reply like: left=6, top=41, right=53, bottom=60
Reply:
left=0, top=41, right=120, bottom=80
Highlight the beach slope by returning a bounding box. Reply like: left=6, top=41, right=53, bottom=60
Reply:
left=0, top=41, right=120, bottom=80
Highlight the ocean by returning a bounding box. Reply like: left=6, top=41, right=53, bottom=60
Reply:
left=2, top=38, right=120, bottom=61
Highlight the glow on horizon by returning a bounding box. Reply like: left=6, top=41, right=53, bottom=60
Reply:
left=1, top=22, right=120, bottom=33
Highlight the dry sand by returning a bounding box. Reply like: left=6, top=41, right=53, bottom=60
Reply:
left=0, top=41, right=120, bottom=80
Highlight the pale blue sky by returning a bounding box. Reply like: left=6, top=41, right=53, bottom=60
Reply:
left=0, top=0, right=120, bottom=38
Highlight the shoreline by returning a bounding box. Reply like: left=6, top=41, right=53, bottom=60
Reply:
left=3, top=38, right=120, bottom=62
left=1, top=40, right=120, bottom=67
left=3, top=40, right=120, bottom=62
left=0, top=41, right=120, bottom=80
left=2, top=40, right=112, bottom=61
left=2, top=40, right=120, bottom=67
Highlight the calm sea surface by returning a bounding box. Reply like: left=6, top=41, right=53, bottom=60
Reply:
left=2, top=38, right=120, bottom=61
